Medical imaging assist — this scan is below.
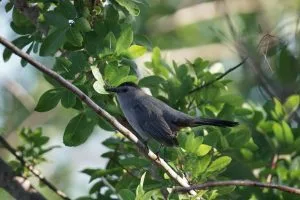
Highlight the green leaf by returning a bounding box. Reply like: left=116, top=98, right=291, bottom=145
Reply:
left=282, top=121, right=294, bottom=144
left=120, top=158, right=149, bottom=167
left=119, top=75, right=138, bottom=85
left=68, top=51, right=89, bottom=72
left=150, top=47, right=169, bottom=78
left=284, top=95, right=300, bottom=116
left=120, top=189, right=135, bottom=200
left=10, top=22, right=35, bottom=35
left=44, top=11, right=69, bottom=28
left=93, top=81, right=108, bottom=94
left=40, top=29, right=67, bottom=56
left=91, top=65, right=104, bottom=81
left=136, top=172, right=146, bottom=199
left=184, top=133, right=203, bottom=153
left=91, top=66, right=109, bottom=94
left=3, top=36, right=32, bottom=62
left=240, top=148, right=253, bottom=160
left=54, top=57, right=72, bottom=74
left=226, top=126, right=251, bottom=148
left=196, top=144, right=212, bottom=156
left=272, top=122, right=284, bottom=143
left=207, top=156, right=232, bottom=173
left=32, top=136, right=50, bottom=147
left=57, top=0, right=77, bottom=19
left=138, top=75, right=165, bottom=88
left=94, top=21, right=108, bottom=37
left=115, top=0, right=140, bottom=16
left=89, top=181, right=103, bottom=195
left=75, top=17, right=91, bottom=32
left=61, top=90, right=77, bottom=108
left=104, top=4, right=119, bottom=22
left=116, top=27, right=133, bottom=54
left=103, top=32, right=117, bottom=53
left=5, top=2, right=14, bottom=12
left=142, top=190, right=162, bottom=200
left=234, top=108, right=253, bottom=116
left=85, top=31, right=103, bottom=55
left=127, top=45, right=146, bottom=58
left=21, top=43, right=34, bottom=67
left=63, top=113, right=95, bottom=146
left=272, top=98, right=284, bottom=120
left=12, top=8, right=32, bottom=27
left=276, top=47, right=298, bottom=83
left=35, top=89, right=62, bottom=112
left=217, top=94, right=243, bottom=106
left=196, top=154, right=212, bottom=175
left=66, top=27, right=83, bottom=47
left=105, top=64, right=130, bottom=86
left=192, top=57, right=210, bottom=77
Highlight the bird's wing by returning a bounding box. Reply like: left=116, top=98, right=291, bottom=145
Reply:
left=131, top=101, right=178, bottom=146
left=146, top=95, right=194, bottom=130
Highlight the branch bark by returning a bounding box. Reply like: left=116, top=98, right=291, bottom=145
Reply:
left=188, top=57, right=248, bottom=94
left=0, top=158, right=46, bottom=200
left=0, top=36, right=197, bottom=196
left=0, top=135, right=70, bottom=200
left=174, top=180, right=300, bottom=195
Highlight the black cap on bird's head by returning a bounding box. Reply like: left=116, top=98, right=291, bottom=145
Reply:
left=105, top=82, right=140, bottom=93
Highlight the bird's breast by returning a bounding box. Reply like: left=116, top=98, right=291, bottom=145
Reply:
left=117, top=96, right=149, bottom=141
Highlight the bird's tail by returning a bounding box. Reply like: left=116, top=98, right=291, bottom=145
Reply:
left=191, top=118, right=239, bottom=127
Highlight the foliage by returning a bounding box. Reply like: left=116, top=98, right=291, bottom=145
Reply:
left=2, top=0, right=300, bottom=200
left=9, top=128, right=59, bottom=177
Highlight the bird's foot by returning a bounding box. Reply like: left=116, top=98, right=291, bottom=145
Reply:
left=154, top=152, right=161, bottom=161
left=154, top=144, right=165, bottom=161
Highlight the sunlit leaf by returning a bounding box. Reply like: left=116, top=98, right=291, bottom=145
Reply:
left=116, top=27, right=133, bottom=54
left=207, top=156, right=232, bottom=173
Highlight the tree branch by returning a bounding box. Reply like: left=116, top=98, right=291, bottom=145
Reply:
left=174, top=180, right=300, bottom=195
left=0, top=36, right=197, bottom=196
left=0, top=157, right=46, bottom=200
left=188, top=57, right=248, bottom=94
left=0, top=135, right=70, bottom=200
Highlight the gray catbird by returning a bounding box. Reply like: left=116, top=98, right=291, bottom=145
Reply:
left=106, top=82, right=238, bottom=146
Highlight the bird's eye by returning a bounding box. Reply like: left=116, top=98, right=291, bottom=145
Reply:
left=122, top=88, right=128, bottom=93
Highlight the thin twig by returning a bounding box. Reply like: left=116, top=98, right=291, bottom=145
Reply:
left=266, top=154, right=278, bottom=183
left=174, top=180, right=300, bottom=195
left=0, top=135, right=70, bottom=200
left=0, top=35, right=197, bottom=196
left=188, top=57, right=248, bottom=94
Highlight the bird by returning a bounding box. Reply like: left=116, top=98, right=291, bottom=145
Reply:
left=105, top=82, right=239, bottom=147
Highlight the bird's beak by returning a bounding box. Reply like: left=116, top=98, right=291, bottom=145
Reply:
left=105, top=86, right=118, bottom=93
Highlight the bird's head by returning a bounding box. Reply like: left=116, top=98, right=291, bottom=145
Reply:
left=105, top=82, right=141, bottom=95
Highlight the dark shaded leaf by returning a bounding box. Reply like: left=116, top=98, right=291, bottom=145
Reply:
left=75, top=17, right=91, bottom=32
left=61, top=90, right=77, bottom=108
left=44, top=11, right=69, bottom=28
left=40, top=29, right=67, bottom=56
left=35, top=89, right=62, bottom=112
left=66, top=27, right=83, bottom=46
left=115, top=0, right=140, bottom=16
left=63, top=113, right=95, bottom=146
left=119, top=189, right=135, bottom=200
